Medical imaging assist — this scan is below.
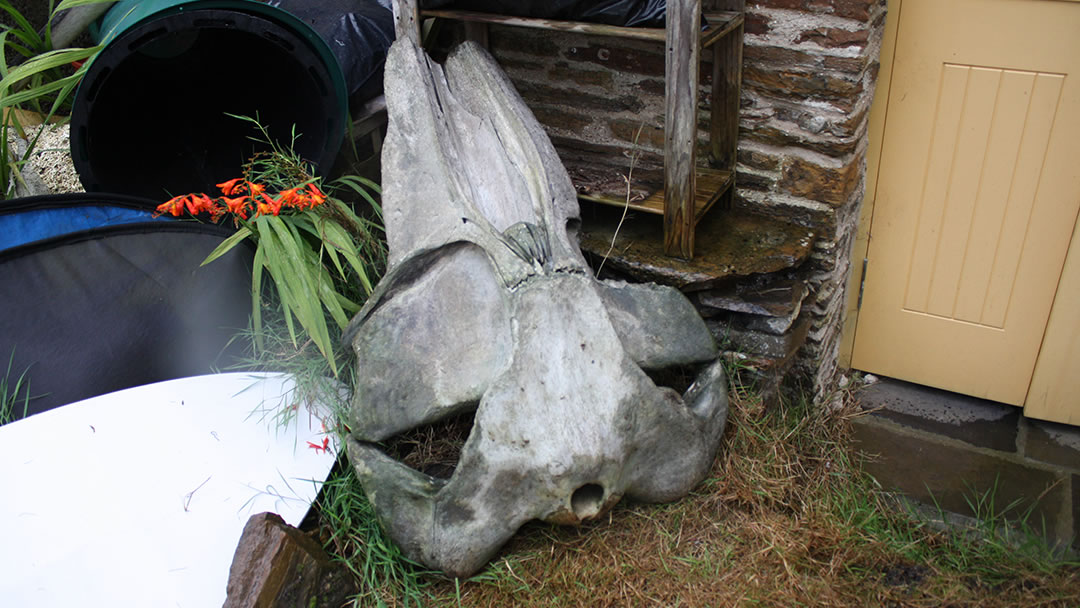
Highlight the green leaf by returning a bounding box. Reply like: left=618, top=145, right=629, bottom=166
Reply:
left=202, top=225, right=253, bottom=266
left=256, top=220, right=299, bottom=347
left=0, top=46, right=99, bottom=90
left=54, top=0, right=119, bottom=12
left=0, top=4, right=43, bottom=50
left=332, top=175, right=383, bottom=213
left=262, top=215, right=339, bottom=375
left=320, top=218, right=373, bottom=293
left=250, top=243, right=266, bottom=353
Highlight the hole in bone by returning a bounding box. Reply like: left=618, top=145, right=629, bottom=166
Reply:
left=379, top=410, right=474, bottom=479
left=645, top=362, right=708, bottom=395
left=571, top=483, right=605, bottom=519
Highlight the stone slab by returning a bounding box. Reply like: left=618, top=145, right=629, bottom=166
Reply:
left=856, top=378, right=1020, bottom=453
left=224, top=512, right=356, bottom=608
left=696, top=277, right=809, bottom=318
left=852, top=415, right=1072, bottom=547
left=709, top=310, right=811, bottom=362
left=579, top=204, right=816, bottom=290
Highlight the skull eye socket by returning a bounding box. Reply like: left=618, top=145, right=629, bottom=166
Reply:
left=571, top=483, right=605, bottom=519
left=379, top=411, right=474, bottom=479
left=645, top=362, right=708, bottom=395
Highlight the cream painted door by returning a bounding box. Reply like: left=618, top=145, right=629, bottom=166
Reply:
left=851, top=0, right=1080, bottom=408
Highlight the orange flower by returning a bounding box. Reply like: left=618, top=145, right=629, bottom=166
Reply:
left=256, top=192, right=282, bottom=216
left=248, top=182, right=267, bottom=198
left=276, top=186, right=303, bottom=209
left=305, top=183, right=326, bottom=207
left=223, top=195, right=251, bottom=219
left=186, top=193, right=215, bottom=215
left=216, top=178, right=245, bottom=196
left=156, top=194, right=189, bottom=217
left=306, top=436, right=330, bottom=454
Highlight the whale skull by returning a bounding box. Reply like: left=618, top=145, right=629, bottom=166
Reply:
left=343, top=39, right=729, bottom=577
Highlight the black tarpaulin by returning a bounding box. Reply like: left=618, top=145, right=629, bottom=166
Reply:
left=0, top=194, right=255, bottom=418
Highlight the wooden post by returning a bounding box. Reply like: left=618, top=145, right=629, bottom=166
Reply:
left=393, top=0, right=421, bottom=44
left=709, top=0, right=744, bottom=172
left=664, top=0, right=702, bottom=259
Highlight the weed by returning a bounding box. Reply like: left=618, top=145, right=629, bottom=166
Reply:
left=0, top=348, right=32, bottom=425
left=595, top=121, right=644, bottom=278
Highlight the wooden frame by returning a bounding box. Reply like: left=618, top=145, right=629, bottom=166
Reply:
left=392, top=0, right=744, bottom=259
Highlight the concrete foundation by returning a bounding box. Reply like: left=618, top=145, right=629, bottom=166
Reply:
left=853, top=377, right=1080, bottom=553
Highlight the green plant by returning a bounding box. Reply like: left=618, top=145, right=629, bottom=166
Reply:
left=0, top=0, right=113, bottom=198
left=316, top=463, right=436, bottom=607
left=162, top=114, right=385, bottom=378
left=1, top=348, right=32, bottom=425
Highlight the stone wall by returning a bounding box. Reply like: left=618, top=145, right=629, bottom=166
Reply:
left=431, top=0, right=887, bottom=402
left=738, top=0, right=887, bottom=400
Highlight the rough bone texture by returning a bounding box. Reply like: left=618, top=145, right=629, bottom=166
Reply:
left=345, top=39, right=729, bottom=577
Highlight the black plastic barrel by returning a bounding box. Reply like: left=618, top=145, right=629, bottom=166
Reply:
left=71, top=0, right=348, bottom=199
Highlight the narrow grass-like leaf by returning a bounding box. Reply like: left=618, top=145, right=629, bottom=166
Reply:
left=264, top=215, right=338, bottom=374
left=202, top=225, right=252, bottom=266
left=250, top=243, right=266, bottom=352
left=0, top=3, right=42, bottom=49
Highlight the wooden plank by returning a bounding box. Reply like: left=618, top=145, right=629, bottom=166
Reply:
left=700, top=12, right=743, bottom=48
left=393, top=0, right=420, bottom=43
left=421, top=9, right=667, bottom=42
left=580, top=167, right=732, bottom=220
left=421, top=9, right=741, bottom=46
left=351, top=94, right=387, bottom=138
left=1025, top=211, right=1080, bottom=425
left=709, top=12, right=742, bottom=213
left=664, top=0, right=702, bottom=259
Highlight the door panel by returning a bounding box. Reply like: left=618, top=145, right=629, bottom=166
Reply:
left=851, top=0, right=1080, bottom=406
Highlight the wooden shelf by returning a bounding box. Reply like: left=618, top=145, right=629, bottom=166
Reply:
left=404, top=0, right=745, bottom=259
left=579, top=167, right=733, bottom=223
left=420, top=10, right=742, bottom=46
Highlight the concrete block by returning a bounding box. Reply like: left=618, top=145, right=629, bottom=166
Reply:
left=1073, top=474, right=1079, bottom=553
left=852, top=415, right=1072, bottom=546
left=857, top=379, right=1019, bottom=453
left=1023, top=419, right=1080, bottom=473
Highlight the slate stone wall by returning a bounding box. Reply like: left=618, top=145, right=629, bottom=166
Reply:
left=738, top=0, right=886, bottom=400
left=432, top=0, right=887, bottom=402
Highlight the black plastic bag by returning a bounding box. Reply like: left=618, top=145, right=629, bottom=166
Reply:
left=420, top=0, right=666, bottom=28
left=269, top=0, right=395, bottom=103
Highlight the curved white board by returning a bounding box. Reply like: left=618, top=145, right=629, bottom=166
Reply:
left=0, top=372, right=339, bottom=607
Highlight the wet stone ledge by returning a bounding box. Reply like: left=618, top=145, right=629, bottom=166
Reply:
left=579, top=204, right=816, bottom=290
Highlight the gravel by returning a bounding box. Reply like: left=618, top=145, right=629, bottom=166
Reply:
left=6, top=123, right=84, bottom=196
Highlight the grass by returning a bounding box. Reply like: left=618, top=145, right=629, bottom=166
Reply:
left=297, top=358, right=1079, bottom=608
left=0, top=348, right=32, bottom=425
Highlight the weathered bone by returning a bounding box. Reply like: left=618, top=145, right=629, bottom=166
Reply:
left=344, top=38, right=729, bottom=577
